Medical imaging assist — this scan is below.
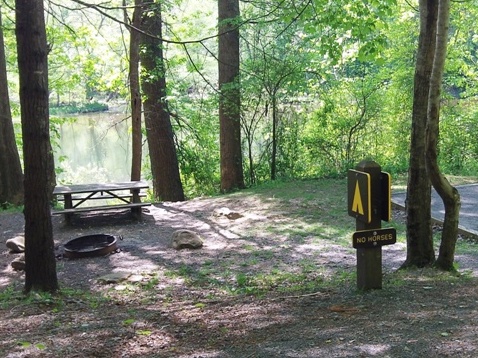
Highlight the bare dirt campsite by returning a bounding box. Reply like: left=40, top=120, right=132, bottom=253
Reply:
left=1, top=179, right=478, bottom=357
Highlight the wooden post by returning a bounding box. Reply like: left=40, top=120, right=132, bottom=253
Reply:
left=130, top=188, right=142, bottom=219
left=64, top=193, right=73, bottom=225
left=354, top=160, right=382, bottom=290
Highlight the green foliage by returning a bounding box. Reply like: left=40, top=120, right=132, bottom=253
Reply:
left=49, top=102, right=108, bottom=115
left=0, top=202, right=23, bottom=212
left=439, top=102, right=478, bottom=174
left=4, top=0, right=478, bottom=197
left=45, top=6, right=128, bottom=103
left=169, top=90, right=221, bottom=197
left=237, top=0, right=407, bottom=184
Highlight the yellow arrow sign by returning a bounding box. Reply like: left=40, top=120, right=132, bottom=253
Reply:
left=347, top=170, right=371, bottom=223
left=352, top=181, right=364, bottom=215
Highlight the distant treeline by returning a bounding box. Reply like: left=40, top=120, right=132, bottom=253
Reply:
left=49, top=102, right=108, bottom=115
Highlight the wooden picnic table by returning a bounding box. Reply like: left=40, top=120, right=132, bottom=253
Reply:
left=52, top=181, right=151, bottom=222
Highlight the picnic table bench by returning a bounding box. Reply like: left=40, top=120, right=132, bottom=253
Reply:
left=52, top=181, right=151, bottom=222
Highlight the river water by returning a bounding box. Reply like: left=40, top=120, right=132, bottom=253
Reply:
left=54, top=110, right=145, bottom=184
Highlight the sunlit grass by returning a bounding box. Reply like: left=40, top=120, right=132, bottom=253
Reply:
left=4, top=176, right=476, bottom=309
left=0, top=285, right=110, bottom=311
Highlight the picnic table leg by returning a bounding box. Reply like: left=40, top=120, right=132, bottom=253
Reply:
left=131, top=188, right=140, bottom=203
left=131, top=189, right=142, bottom=219
left=64, top=194, right=73, bottom=224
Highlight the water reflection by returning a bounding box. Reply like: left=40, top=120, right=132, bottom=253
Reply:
left=55, top=111, right=138, bottom=184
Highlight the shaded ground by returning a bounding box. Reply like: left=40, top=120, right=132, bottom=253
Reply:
left=1, top=179, right=478, bottom=357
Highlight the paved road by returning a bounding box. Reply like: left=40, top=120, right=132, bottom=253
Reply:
left=392, top=184, right=478, bottom=237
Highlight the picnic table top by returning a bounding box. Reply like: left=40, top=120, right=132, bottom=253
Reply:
left=53, top=181, right=149, bottom=195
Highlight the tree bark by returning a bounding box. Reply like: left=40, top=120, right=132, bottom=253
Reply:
left=140, top=1, right=184, bottom=201
left=16, top=0, right=58, bottom=293
left=218, top=0, right=245, bottom=192
left=0, top=8, right=24, bottom=206
left=128, top=0, right=142, bottom=182
left=426, top=0, right=460, bottom=271
left=270, top=94, right=277, bottom=180
left=402, top=0, right=438, bottom=269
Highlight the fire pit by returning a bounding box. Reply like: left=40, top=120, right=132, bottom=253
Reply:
left=63, top=234, right=119, bottom=258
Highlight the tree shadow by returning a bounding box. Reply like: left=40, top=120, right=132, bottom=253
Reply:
left=2, top=187, right=477, bottom=357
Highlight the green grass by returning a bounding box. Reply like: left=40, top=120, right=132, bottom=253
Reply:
left=3, top=176, right=476, bottom=308
left=149, top=177, right=408, bottom=296
left=0, top=285, right=110, bottom=311
left=0, top=203, right=23, bottom=213
left=455, top=237, right=478, bottom=255
left=242, top=178, right=356, bottom=240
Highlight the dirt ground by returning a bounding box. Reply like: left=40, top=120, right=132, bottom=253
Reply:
left=1, top=190, right=478, bottom=357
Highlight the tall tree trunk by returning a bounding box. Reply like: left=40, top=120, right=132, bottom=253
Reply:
left=16, top=0, right=58, bottom=293
left=0, top=8, right=24, bottom=206
left=140, top=1, right=184, bottom=201
left=270, top=94, right=277, bottom=180
left=402, top=0, right=438, bottom=269
left=426, top=0, right=460, bottom=271
left=218, top=0, right=244, bottom=192
left=128, top=0, right=142, bottom=182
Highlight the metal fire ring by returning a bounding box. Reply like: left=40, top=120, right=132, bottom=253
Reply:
left=63, top=234, right=118, bottom=259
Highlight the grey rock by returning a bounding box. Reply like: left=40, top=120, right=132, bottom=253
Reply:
left=11, top=254, right=25, bottom=271
left=171, top=229, right=203, bottom=250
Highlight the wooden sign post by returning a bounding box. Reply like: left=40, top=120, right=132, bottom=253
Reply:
left=348, top=160, right=395, bottom=290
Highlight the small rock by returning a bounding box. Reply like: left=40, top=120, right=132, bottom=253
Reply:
left=6, top=236, right=25, bottom=253
left=213, top=207, right=243, bottom=220
left=11, top=254, right=25, bottom=271
left=97, top=272, right=132, bottom=284
left=128, top=274, right=144, bottom=283
left=171, top=229, right=203, bottom=250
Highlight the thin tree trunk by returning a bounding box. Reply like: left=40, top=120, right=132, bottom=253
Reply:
left=426, top=0, right=460, bottom=271
left=218, top=0, right=244, bottom=192
left=245, top=125, right=255, bottom=185
left=0, top=8, right=24, bottom=206
left=271, top=94, right=277, bottom=180
left=16, top=0, right=58, bottom=293
left=140, top=1, right=184, bottom=201
left=402, top=0, right=438, bottom=268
